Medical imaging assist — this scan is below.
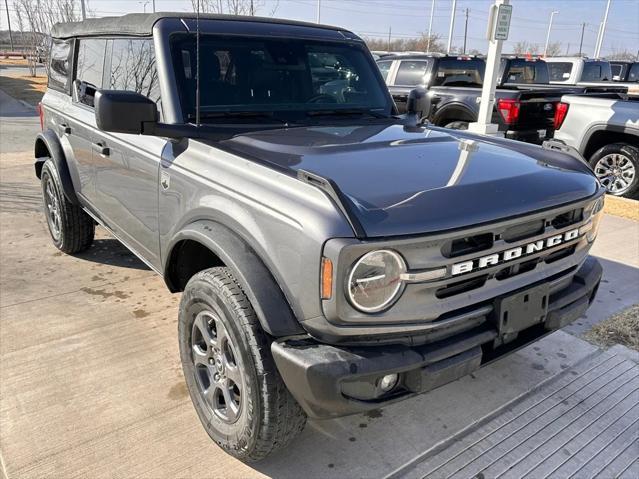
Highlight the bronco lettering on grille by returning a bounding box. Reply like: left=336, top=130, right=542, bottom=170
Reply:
left=451, top=228, right=580, bottom=276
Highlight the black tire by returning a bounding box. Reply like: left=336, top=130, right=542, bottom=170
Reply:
left=589, top=143, right=639, bottom=198
left=178, top=267, right=307, bottom=462
left=443, top=120, right=469, bottom=130
left=40, top=159, right=95, bottom=253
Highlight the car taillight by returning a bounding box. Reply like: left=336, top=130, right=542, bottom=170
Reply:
left=554, top=102, right=569, bottom=130
left=496, top=99, right=520, bottom=125
left=37, top=102, right=44, bottom=131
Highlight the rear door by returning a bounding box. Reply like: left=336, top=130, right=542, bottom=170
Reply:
left=91, top=37, right=165, bottom=267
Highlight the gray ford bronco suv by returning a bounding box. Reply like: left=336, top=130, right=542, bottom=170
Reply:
left=36, top=13, right=604, bottom=461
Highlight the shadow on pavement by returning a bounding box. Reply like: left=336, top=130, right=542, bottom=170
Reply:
left=76, top=238, right=150, bottom=271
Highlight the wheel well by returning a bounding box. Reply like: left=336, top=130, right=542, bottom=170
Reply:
left=584, top=130, right=639, bottom=160
left=34, top=137, right=50, bottom=179
left=434, top=107, right=475, bottom=127
left=165, top=240, right=225, bottom=292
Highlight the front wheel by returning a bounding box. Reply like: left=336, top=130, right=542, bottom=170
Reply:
left=40, top=159, right=94, bottom=253
left=589, top=143, right=639, bottom=198
left=178, top=267, right=306, bottom=462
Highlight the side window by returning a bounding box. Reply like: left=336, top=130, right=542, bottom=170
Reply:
left=108, top=38, right=160, bottom=104
left=49, top=38, right=73, bottom=93
left=628, top=63, right=639, bottom=82
left=432, top=59, right=484, bottom=87
left=376, top=60, right=392, bottom=82
left=75, top=39, right=107, bottom=107
left=394, top=60, right=431, bottom=86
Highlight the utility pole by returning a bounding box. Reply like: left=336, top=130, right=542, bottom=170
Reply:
left=447, top=0, right=457, bottom=54
left=544, top=10, right=558, bottom=57
left=152, top=0, right=156, bottom=12
left=250, top=0, right=254, bottom=15
left=316, top=0, right=320, bottom=23
left=594, top=0, right=612, bottom=58
left=80, top=0, right=86, bottom=20
left=565, top=42, right=570, bottom=55
left=4, top=0, right=13, bottom=51
left=426, top=0, right=435, bottom=52
left=387, top=26, right=392, bottom=52
left=578, top=22, right=585, bottom=55
left=463, top=8, right=469, bottom=54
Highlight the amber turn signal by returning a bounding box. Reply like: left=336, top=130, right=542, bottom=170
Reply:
left=321, top=257, right=333, bottom=300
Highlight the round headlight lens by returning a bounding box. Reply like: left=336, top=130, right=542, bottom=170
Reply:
left=347, top=250, right=406, bottom=313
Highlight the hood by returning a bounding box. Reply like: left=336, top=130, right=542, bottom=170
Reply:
left=217, top=123, right=599, bottom=237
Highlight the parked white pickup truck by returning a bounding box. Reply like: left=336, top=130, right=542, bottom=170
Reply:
left=553, top=90, right=639, bottom=197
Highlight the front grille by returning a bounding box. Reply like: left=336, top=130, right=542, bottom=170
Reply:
left=436, top=274, right=489, bottom=299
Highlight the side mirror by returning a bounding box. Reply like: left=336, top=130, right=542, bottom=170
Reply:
left=405, top=87, right=431, bottom=125
left=94, top=90, right=158, bottom=135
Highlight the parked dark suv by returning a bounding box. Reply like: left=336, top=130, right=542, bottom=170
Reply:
left=36, top=13, right=604, bottom=461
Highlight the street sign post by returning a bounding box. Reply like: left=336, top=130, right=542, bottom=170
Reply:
left=469, top=0, right=510, bottom=137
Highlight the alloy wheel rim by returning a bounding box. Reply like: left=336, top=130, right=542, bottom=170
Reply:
left=45, top=176, right=61, bottom=240
left=191, top=310, right=243, bottom=423
left=594, top=153, right=636, bottom=195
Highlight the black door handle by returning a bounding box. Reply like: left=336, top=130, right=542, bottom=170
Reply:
left=60, top=123, right=71, bottom=135
left=91, top=142, right=110, bottom=156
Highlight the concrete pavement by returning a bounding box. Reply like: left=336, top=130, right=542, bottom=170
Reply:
left=0, top=100, right=638, bottom=478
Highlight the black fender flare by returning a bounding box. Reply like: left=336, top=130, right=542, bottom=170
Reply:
left=34, top=129, right=80, bottom=205
left=165, top=220, right=305, bottom=338
left=431, top=102, right=477, bottom=126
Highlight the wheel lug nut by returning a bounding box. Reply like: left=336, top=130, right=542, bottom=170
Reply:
left=208, top=358, right=214, bottom=365
left=214, top=373, right=220, bottom=381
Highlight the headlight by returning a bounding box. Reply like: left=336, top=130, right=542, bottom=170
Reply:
left=347, top=250, right=406, bottom=313
left=584, top=195, right=605, bottom=220
left=581, top=195, right=605, bottom=242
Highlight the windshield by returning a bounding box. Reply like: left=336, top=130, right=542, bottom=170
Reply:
left=548, top=62, right=573, bottom=81
left=169, top=34, right=391, bottom=122
left=502, top=59, right=549, bottom=84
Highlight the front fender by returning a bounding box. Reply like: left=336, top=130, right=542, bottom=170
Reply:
left=165, top=220, right=305, bottom=337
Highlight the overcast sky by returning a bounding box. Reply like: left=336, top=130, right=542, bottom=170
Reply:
left=2, top=0, right=638, bottom=57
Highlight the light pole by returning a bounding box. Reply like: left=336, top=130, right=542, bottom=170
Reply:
left=426, top=0, right=436, bottom=52
left=316, top=0, right=320, bottom=23
left=594, top=0, right=612, bottom=58
left=544, top=10, right=558, bottom=57
left=447, top=0, right=457, bottom=54
left=140, top=0, right=150, bottom=13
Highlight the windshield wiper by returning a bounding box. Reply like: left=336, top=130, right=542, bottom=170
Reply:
left=306, top=108, right=391, bottom=119
left=187, top=111, right=290, bottom=125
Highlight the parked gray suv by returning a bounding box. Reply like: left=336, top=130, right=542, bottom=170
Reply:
left=36, top=13, right=605, bottom=461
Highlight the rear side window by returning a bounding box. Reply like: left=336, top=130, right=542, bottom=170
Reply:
left=108, top=38, right=160, bottom=104
left=75, top=39, right=107, bottom=107
left=394, top=60, right=432, bottom=86
left=548, top=62, right=572, bottom=81
left=611, top=64, right=623, bottom=79
left=376, top=60, right=392, bottom=81
left=49, top=38, right=73, bottom=93
left=582, top=62, right=612, bottom=82
left=432, top=59, right=484, bottom=87
left=502, top=60, right=549, bottom=84
left=628, top=63, right=639, bottom=82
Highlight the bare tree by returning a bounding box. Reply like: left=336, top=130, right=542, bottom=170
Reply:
left=607, top=47, right=638, bottom=61
left=512, top=41, right=539, bottom=56
left=190, top=0, right=278, bottom=16
left=364, top=33, right=445, bottom=53
left=545, top=41, right=563, bottom=57
left=13, top=0, right=87, bottom=76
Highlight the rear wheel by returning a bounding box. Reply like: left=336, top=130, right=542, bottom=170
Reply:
left=589, top=143, right=638, bottom=198
left=443, top=120, right=469, bottom=130
left=40, top=159, right=94, bottom=253
left=179, top=267, right=306, bottom=461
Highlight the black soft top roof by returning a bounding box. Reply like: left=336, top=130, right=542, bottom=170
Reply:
left=51, top=12, right=347, bottom=39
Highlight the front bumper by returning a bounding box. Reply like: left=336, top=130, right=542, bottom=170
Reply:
left=272, top=257, right=602, bottom=419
